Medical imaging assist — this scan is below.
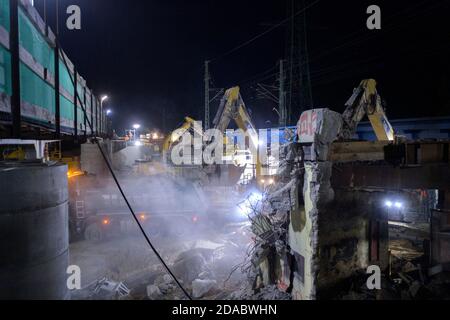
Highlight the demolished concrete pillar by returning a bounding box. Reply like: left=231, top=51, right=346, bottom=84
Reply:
left=288, top=109, right=341, bottom=299
left=250, top=108, right=391, bottom=299
left=289, top=161, right=334, bottom=300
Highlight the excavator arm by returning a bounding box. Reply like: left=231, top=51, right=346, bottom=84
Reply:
left=163, top=116, right=202, bottom=153
left=340, top=79, right=395, bottom=141
left=212, top=87, right=262, bottom=178
left=213, top=87, right=259, bottom=148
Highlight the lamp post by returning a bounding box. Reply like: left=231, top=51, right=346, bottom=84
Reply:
left=105, top=109, right=112, bottom=137
left=133, top=124, right=141, bottom=142
left=101, top=95, right=108, bottom=105
left=100, top=96, right=108, bottom=136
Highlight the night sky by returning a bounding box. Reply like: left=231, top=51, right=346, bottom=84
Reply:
left=34, top=0, right=450, bottom=134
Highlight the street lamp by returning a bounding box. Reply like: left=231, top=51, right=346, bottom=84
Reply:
left=100, top=96, right=109, bottom=135
left=104, top=109, right=113, bottom=137
left=100, top=96, right=109, bottom=117
left=131, top=124, right=141, bottom=143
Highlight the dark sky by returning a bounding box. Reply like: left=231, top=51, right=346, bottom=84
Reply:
left=35, top=0, right=450, bottom=133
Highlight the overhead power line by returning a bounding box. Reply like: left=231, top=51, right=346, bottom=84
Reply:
left=229, top=0, right=447, bottom=92
left=209, top=0, right=321, bottom=63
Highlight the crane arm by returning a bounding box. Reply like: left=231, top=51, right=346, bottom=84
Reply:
left=340, top=79, right=395, bottom=141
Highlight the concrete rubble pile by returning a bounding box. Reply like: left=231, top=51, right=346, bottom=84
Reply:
left=142, top=246, right=219, bottom=300
left=337, top=248, right=450, bottom=300
left=146, top=274, right=186, bottom=300
left=244, top=109, right=343, bottom=300
left=142, top=238, right=248, bottom=300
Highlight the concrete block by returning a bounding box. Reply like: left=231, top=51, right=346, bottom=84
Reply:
left=297, top=109, right=343, bottom=161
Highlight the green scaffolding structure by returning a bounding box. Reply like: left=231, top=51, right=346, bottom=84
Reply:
left=0, top=0, right=103, bottom=137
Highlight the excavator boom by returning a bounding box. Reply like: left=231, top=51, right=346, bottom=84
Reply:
left=213, top=87, right=259, bottom=148
left=163, top=116, right=202, bottom=154
left=341, top=79, right=395, bottom=141
left=213, top=87, right=262, bottom=178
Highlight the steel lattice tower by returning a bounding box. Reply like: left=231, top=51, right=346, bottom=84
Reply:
left=285, top=0, right=313, bottom=125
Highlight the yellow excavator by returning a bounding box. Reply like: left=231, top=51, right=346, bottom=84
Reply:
left=340, top=79, right=395, bottom=141
left=2, top=147, right=26, bottom=161
left=212, top=86, right=263, bottom=180
left=162, top=87, right=265, bottom=185
left=162, top=116, right=203, bottom=159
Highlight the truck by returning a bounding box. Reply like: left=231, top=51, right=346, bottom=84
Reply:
left=68, top=171, right=208, bottom=241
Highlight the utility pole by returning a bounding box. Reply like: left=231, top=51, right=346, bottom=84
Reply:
left=204, top=61, right=210, bottom=131
left=278, top=60, right=287, bottom=127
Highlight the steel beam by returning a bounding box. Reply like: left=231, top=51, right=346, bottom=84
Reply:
left=332, top=163, right=450, bottom=190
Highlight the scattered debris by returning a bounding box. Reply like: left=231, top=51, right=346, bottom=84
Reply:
left=192, top=279, right=217, bottom=298
left=146, top=284, right=162, bottom=300
left=172, top=249, right=213, bottom=283
left=163, top=274, right=174, bottom=284
left=91, top=278, right=130, bottom=299
left=155, top=279, right=173, bottom=295
left=390, top=239, right=424, bottom=261
left=230, top=285, right=291, bottom=300
left=403, top=261, right=419, bottom=273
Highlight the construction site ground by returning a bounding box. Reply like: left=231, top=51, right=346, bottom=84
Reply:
left=69, top=221, right=253, bottom=300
